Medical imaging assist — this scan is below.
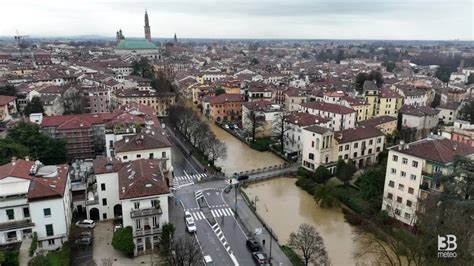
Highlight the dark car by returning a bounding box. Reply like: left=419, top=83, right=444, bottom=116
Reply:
left=246, top=238, right=261, bottom=252
left=75, top=236, right=93, bottom=246
left=237, top=175, right=249, bottom=181
left=252, top=252, right=268, bottom=265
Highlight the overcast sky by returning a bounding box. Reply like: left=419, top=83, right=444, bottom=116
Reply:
left=1, top=0, right=472, bottom=40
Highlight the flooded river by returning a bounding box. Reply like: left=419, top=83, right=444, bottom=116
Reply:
left=208, top=122, right=285, bottom=176
left=243, top=178, right=374, bottom=266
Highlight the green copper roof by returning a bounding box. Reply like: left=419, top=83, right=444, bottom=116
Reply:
left=116, top=39, right=157, bottom=50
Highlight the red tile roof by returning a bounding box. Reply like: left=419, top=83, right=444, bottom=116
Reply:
left=358, top=115, right=397, bottom=127
left=301, top=101, right=355, bottom=115
left=115, top=131, right=171, bottom=153
left=394, top=138, right=474, bottom=164
left=334, top=126, right=384, bottom=143
left=286, top=112, right=330, bottom=127
left=0, top=160, right=35, bottom=181
left=118, top=159, right=170, bottom=200
left=209, top=93, right=244, bottom=104
left=28, top=164, right=69, bottom=201
left=0, top=95, right=16, bottom=105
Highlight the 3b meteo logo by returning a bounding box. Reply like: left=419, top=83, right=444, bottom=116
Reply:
left=438, top=235, right=457, bottom=258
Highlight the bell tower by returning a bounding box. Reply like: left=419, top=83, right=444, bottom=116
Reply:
left=144, top=10, right=151, bottom=41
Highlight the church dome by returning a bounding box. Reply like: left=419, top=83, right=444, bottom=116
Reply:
left=116, top=39, right=157, bottom=50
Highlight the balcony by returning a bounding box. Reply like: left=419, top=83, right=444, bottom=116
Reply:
left=130, top=207, right=162, bottom=218
left=134, top=226, right=161, bottom=237
left=0, top=219, right=34, bottom=231
left=86, top=195, right=99, bottom=206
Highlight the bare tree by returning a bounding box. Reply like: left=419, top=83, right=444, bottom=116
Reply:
left=288, top=223, right=329, bottom=266
left=205, top=136, right=227, bottom=166
left=169, top=235, right=203, bottom=266
left=243, top=108, right=265, bottom=141
left=272, top=112, right=290, bottom=153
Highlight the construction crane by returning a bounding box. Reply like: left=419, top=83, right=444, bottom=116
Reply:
left=14, top=30, right=29, bottom=49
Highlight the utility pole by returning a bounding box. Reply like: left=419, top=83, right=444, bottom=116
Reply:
left=234, top=183, right=238, bottom=216
left=269, top=227, right=273, bottom=264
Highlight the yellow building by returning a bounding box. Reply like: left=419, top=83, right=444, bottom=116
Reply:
left=378, top=88, right=403, bottom=117
left=112, top=88, right=176, bottom=117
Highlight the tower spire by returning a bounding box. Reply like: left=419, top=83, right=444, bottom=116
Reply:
left=144, top=9, right=151, bottom=41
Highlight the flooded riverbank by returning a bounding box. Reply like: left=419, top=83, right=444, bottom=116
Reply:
left=207, top=121, right=285, bottom=176
left=243, top=177, right=374, bottom=266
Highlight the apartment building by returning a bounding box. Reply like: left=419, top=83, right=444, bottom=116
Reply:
left=300, top=101, right=356, bottom=131
left=208, top=93, right=245, bottom=122
left=242, top=101, right=283, bottom=138
left=381, top=137, right=474, bottom=226
left=86, top=158, right=170, bottom=256
left=0, top=159, right=71, bottom=251
left=285, top=112, right=331, bottom=156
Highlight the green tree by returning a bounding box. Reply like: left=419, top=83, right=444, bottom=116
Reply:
left=0, top=85, right=16, bottom=96
left=458, top=100, right=474, bottom=124
left=357, top=167, right=386, bottom=208
left=336, top=159, right=356, bottom=186
left=435, top=65, right=454, bottom=83
left=313, top=183, right=338, bottom=208
left=467, top=74, right=474, bottom=85
left=112, top=226, right=135, bottom=257
left=7, top=122, right=66, bottom=165
left=0, top=251, right=5, bottom=265
left=383, top=60, right=396, bottom=72
left=313, top=165, right=332, bottom=184
left=0, top=139, right=29, bottom=165
left=355, top=71, right=384, bottom=92
left=159, top=223, right=176, bottom=262
left=23, top=97, right=44, bottom=116
left=131, top=57, right=155, bottom=79
left=214, top=87, right=225, bottom=96
left=28, top=255, right=48, bottom=266
left=250, top=57, right=260, bottom=65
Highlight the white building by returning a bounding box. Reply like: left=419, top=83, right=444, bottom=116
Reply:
left=300, top=101, right=356, bottom=131
left=381, top=138, right=474, bottom=226
left=436, top=101, right=461, bottom=125
left=400, top=105, right=440, bottom=141
left=87, top=158, right=170, bottom=256
left=0, top=159, right=71, bottom=251
left=285, top=112, right=331, bottom=156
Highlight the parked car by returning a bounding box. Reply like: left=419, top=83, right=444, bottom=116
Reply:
left=224, top=124, right=230, bottom=129
left=78, top=231, right=93, bottom=239
left=237, top=175, right=249, bottom=181
left=228, top=124, right=235, bottom=130
left=113, top=224, right=122, bottom=232
left=75, top=236, right=93, bottom=246
left=246, top=238, right=261, bottom=252
left=252, top=252, right=268, bottom=265
left=75, top=219, right=95, bottom=229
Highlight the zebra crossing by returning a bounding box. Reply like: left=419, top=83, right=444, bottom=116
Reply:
left=174, top=173, right=208, bottom=182
left=190, top=208, right=234, bottom=221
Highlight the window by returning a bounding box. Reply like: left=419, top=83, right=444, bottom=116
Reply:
left=369, top=139, right=373, bottom=145
left=404, top=212, right=411, bottom=220
left=101, top=183, right=106, bottom=191
left=6, top=209, right=14, bottom=220
left=392, top=155, right=398, bottom=162
left=151, top=200, right=159, bottom=208
left=134, top=202, right=140, bottom=209
left=408, top=187, right=414, bottom=194
left=345, top=144, right=349, bottom=150
left=395, top=209, right=401, bottom=216
left=311, top=141, right=314, bottom=148
left=391, top=168, right=396, bottom=174
left=354, top=142, right=358, bottom=148
left=344, top=154, right=348, bottom=159
left=353, top=152, right=357, bottom=157
left=402, top=158, right=408, bottom=164
left=103, top=213, right=107, bottom=219
left=123, top=156, right=128, bottom=160
left=388, top=180, right=395, bottom=188
left=23, top=208, right=30, bottom=218
left=406, top=200, right=412, bottom=207
left=410, top=174, right=416, bottom=181
left=397, top=196, right=402, bottom=203
left=149, top=153, right=154, bottom=159
left=398, top=184, right=404, bottom=191
left=48, top=239, right=55, bottom=245
left=401, top=171, right=406, bottom=177
left=136, top=219, right=141, bottom=230
left=308, top=153, right=314, bottom=160
left=162, top=152, right=167, bottom=158
left=152, top=216, right=159, bottom=227
left=339, top=146, right=343, bottom=152
left=412, top=161, right=418, bottom=168
left=102, top=198, right=107, bottom=206
left=377, top=137, right=382, bottom=143
left=387, top=193, right=393, bottom=199
left=386, top=204, right=392, bottom=211
left=433, top=165, right=441, bottom=173
left=136, top=154, right=141, bottom=158
left=45, top=224, right=54, bottom=236
left=43, top=208, right=51, bottom=217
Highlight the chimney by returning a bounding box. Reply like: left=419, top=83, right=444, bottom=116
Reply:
left=399, top=140, right=405, bottom=150
left=25, top=156, right=29, bottom=161
left=11, top=156, right=17, bottom=163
